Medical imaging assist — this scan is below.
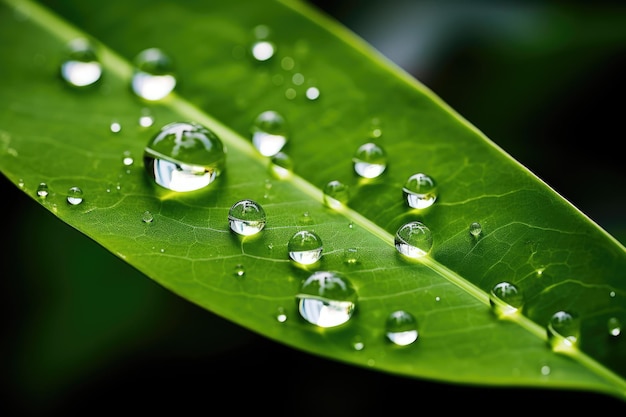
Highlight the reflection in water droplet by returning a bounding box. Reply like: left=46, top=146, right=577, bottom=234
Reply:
left=60, top=38, right=102, bottom=87
left=144, top=121, right=226, bottom=192
left=547, top=310, right=580, bottom=352
left=395, top=221, right=433, bottom=259
left=288, top=230, right=323, bottom=265
left=353, top=143, right=387, bottom=178
left=489, top=282, right=524, bottom=317
left=469, top=222, right=482, bottom=237
left=296, top=270, right=357, bottom=328
left=385, top=310, right=418, bottom=346
left=142, top=210, right=154, bottom=223
left=608, top=317, right=622, bottom=337
left=131, top=47, right=176, bottom=101
left=36, top=182, right=49, bottom=198
left=323, top=180, right=350, bottom=209
left=66, top=186, right=83, bottom=205
left=228, top=199, right=266, bottom=236
left=403, top=173, right=437, bottom=209
left=234, top=264, right=246, bottom=277
left=269, top=151, right=293, bottom=179
left=305, top=86, right=320, bottom=100
left=343, top=248, right=359, bottom=265
left=251, top=110, right=288, bottom=157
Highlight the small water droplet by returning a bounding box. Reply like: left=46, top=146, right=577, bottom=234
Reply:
left=18, top=179, right=25, bottom=189
left=541, top=365, right=551, bottom=376
left=469, top=222, right=482, bottom=237
left=66, top=186, right=83, bottom=205
left=394, top=221, right=433, bottom=259
left=269, top=151, right=293, bottom=179
left=36, top=182, right=49, bottom=198
left=228, top=199, right=266, bottom=236
left=251, top=110, right=288, bottom=157
left=122, top=151, right=134, bottom=166
left=131, top=47, right=176, bottom=101
left=296, top=270, right=357, bottom=328
left=144, top=121, right=226, bottom=192
left=110, top=121, right=122, bottom=133
left=251, top=40, right=275, bottom=61
left=608, top=317, right=622, bottom=337
left=234, top=264, right=246, bottom=277
left=403, top=173, right=437, bottom=209
left=489, top=282, right=524, bottom=317
left=323, top=180, right=350, bottom=209
left=353, top=142, right=387, bottom=178
left=60, top=38, right=102, bottom=87
left=276, top=306, right=287, bottom=323
left=139, top=108, right=154, bottom=127
left=305, top=86, right=320, bottom=100
left=385, top=310, right=418, bottom=346
left=343, top=247, right=359, bottom=265
left=288, top=230, right=323, bottom=265
left=142, top=210, right=154, bottom=223
left=299, top=211, right=313, bottom=225
left=547, top=310, right=580, bottom=352
left=351, top=336, right=365, bottom=351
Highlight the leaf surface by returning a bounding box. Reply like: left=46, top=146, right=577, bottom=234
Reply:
left=1, top=0, right=625, bottom=401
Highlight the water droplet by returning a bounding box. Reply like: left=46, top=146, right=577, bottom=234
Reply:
left=292, top=73, right=305, bottom=85
left=228, top=199, right=266, bottom=236
left=305, top=86, right=320, bottom=100
left=66, top=186, right=83, bottom=205
left=122, top=151, right=134, bottom=166
left=60, top=38, right=102, bottom=87
left=385, top=310, right=418, bottom=346
left=608, top=317, right=622, bottom=337
left=36, top=182, right=49, bottom=198
left=144, top=121, right=226, bottom=192
left=343, top=248, right=359, bottom=265
left=351, top=336, right=365, bottom=351
left=251, top=110, right=288, bottom=157
left=251, top=40, right=275, bottom=61
left=234, top=264, right=246, bottom=277
left=469, top=222, right=482, bottom=237
left=269, top=151, right=293, bottom=179
left=541, top=365, right=551, bottom=376
left=296, top=270, right=357, bottom=328
left=547, top=310, right=580, bottom=352
left=299, top=211, right=313, bottom=225
left=285, top=88, right=296, bottom=100
left=110, top=121, right=122, bottom=133
left=323, top=180, right=350, bottom=209
left=131, top=47, right=176, bottom=101
left=394, top=221, right=433, bottom=259
left=276, top=307, right=287, bottom=323
left=18, top=179, right=24, bottom=189
left=281, top=56, right=295, bottom=70
left=353, top=143, right=387, bottom=178
left=489, top=281, right=524, bottom=317
left=142, top=210, right=154, bottom=223
left=403, top=173, right=437, bottom=209
left=139, top=108, right=154, bottom=127
left=288, top=230, right=323, bottom=265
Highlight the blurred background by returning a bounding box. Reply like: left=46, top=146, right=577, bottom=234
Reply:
left=2, top=0, right=625, bottom=414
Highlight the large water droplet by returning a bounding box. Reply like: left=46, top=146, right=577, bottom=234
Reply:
left=288, top=230, right=323, bottom=265
left=131, top=47, right=176, bottom=101
left=144, top=121, right=226, bottom=192
left=385, top=310, right=418, bottom=346
left=489, top=281, right=524, bottom=317
left=323, top=180, right=350, bottom=209
left=394, top=221, right=433, bottom=259
left=66, top=186, right=83, bottom=205
left=60, top=38, right=102, bottom=87
left=547, top=310, right=580, bottom=352
left=353, top=142, right=387, bottom=178
left=403, top=173, right=437, bottom=209
left=296, top=270, right=357, bottom=328
left=251, top=110, right=288, bottom=156
left=228, top=199, right=266, bottom=236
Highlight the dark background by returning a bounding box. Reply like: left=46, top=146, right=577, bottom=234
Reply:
left=2, top=0, right=625, bottom=414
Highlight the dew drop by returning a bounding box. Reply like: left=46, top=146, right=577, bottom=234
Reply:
left=489, top=282, right=524, bottom=317
left=18, top=178, right=25, bottom=189
left=305, top=86, right=320, bottom=100
left=394, top=221, right=433, bottom=259
left=228, top=199, right=266, bottom=236
left=403, top=173, right=437, bottom=209
left=469, top=222, right=482, bottom=237
left=269, top=151, right=293, bottom=179
left=351, top=336, right=365, bottom=351
left=251, top=110, right=288, bottom=157
left=251, top=40, right=275, bottom=61
left=276, top=307, right=287, bottom=323
left=139, top=109, right=154, bottom=127
left=60, top=38, right=102, bottom=87
left=66, top=186, right=83, bottom=205
left=288, top=230, right=323, bottom=265
left=131, top=47, right=176, bottom=101
left=547, top=310, right=580, bottom=352
left=608, top=317, right=622, bottom=337
left=296, top=270, right=357, bottom=328
left=142, top=210, right=154, bottom=223
left=144, top=121, right=226, bottom=192
left=110, top=121, right=122, bottom=133
left=299, top=211, right=313, bottom=225
left=122, top=151, right=134, bottom=166
left=323, top=179, right=350, bottom=209
left=385, top=310, right=418, bottom=346
left=234, top=264, right=246, bottom=277
left=353, top=142, right=387, bottom=178
left=343, top=247, right=359, bottom=265
left=36, top=182, right=49, bottom=198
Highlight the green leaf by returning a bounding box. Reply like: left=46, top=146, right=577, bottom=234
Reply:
left=1, top=0, right=625, bottom=405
